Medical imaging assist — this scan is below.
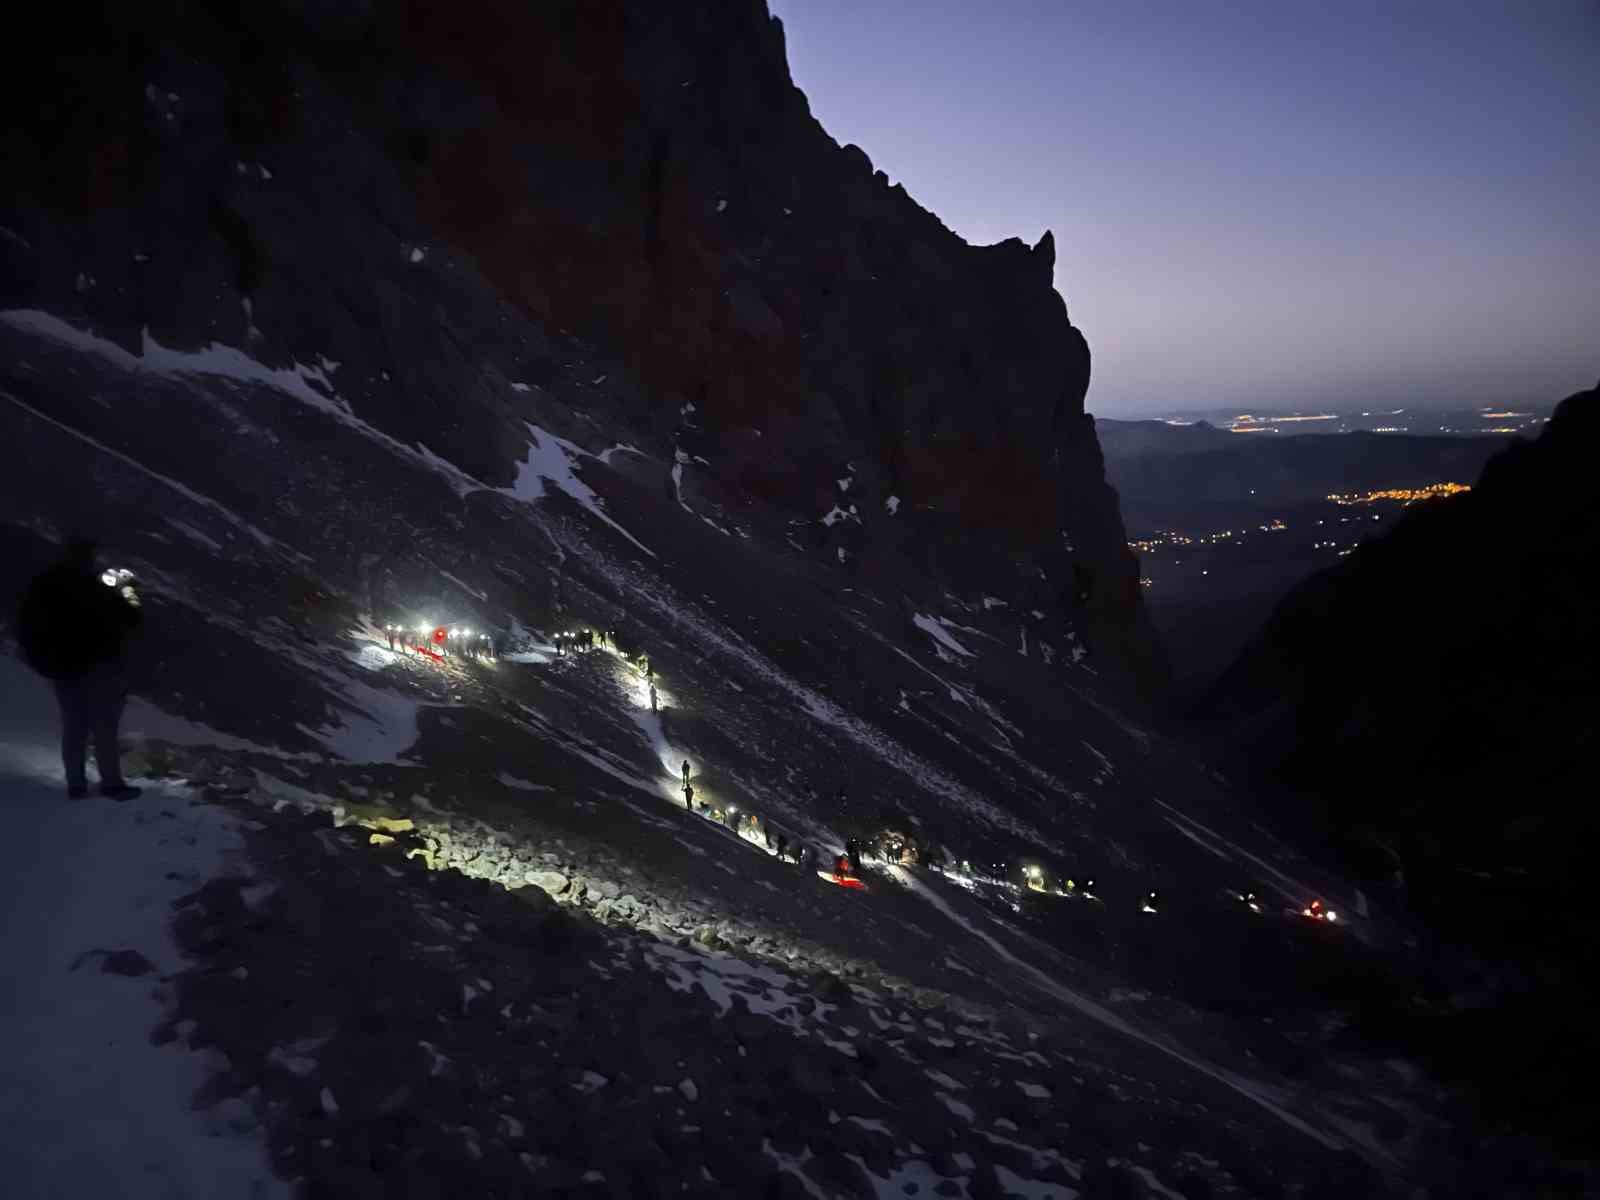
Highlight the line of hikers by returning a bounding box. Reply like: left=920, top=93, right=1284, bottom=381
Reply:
left=675, top=763, right=921, bottom=885
left=383, top=623, right=497, bottom=660
left=555, top=627, right=619, bottom=656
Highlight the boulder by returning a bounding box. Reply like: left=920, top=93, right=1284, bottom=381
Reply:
left=524, top=870, right=569, bottom=896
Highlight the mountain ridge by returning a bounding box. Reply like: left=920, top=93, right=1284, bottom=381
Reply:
left=0, top=0, right=1159, bottom=690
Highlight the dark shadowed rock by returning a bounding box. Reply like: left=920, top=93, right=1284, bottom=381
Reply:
left=99, top=948, right=157, bottom=976
left=1078, top=1161, right=1151, bottom=1200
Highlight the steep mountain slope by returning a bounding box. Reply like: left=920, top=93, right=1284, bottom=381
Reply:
left=0, top=1, right=1586, bottom=1195
left=0, top=0, right=1157, bottom=691
left=1198, top=383, right=1599, bottom=1149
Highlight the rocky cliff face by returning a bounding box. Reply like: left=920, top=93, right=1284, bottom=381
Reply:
left=0, top=0, right=1157, bottom=687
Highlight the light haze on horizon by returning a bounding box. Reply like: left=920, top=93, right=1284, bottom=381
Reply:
left=769, top=0, right=1599, bottom=417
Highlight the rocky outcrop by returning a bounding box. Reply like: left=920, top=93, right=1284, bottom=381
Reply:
left=0, top=0, right=1159, bottom=687
left=1201, top=383, right=1597, bottom=921
left=1198, top=382, right=1599, bottom=1149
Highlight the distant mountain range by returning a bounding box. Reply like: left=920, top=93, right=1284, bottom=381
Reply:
left=1095, top=420, right=1518, bottom=691
left=1099, top=405, right=1550, bottom=440
left=1096, top=418, right=1516, bottom=533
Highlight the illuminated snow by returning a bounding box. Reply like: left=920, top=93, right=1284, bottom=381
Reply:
left=299, top=680, right=420, bottom=764
left=0, top=746, right=284, bottom=1196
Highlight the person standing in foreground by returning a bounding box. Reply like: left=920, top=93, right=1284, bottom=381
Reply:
left=17, top=539, right=143, bottom=800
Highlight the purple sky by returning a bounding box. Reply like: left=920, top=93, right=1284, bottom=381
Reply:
left=769, top=0, right=1599, bottom=416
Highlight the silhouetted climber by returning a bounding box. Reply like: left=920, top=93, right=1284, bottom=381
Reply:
left=775, top=833, right=789, bottom=862
left=17, top=539, right=142, bottom=800
left=649, top=683, right=658, bottom=712
left=845, top=837, right=863, bottom=876
left=683, top=782, right=694, bottom=810
left=681, top=759, right=691, bottom=787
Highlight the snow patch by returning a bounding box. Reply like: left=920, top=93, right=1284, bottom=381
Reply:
left=300, top=680, right=420, bottom=764
left=437, top=569, right=487, bottom=601
left=0, top=768, right=284, bottom=1197
left=912, top=614, right=975, bottom=659
left=122, top=700, right=319, bottom=763
left=505, top=423, right=654, bottom=557
left=1164, top=816, right=1234, bottom=862
left=597, top=442, right=643, bottom=464
left=3, top=391, right=293, bottom=556
left=164, top=518, right=223, bottom=552
left=644, top=942, right=836, bottom=1042
left=0, top=309, right=484, bottom=499
left=937, top=1092, right=976, bottom=1121
left=992, top=1164, right=1078, bottom=1199
left=496, top=773, right=554, bottom=793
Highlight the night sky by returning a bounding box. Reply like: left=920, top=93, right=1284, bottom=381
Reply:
left=770, top=0, right=1599, bottom=416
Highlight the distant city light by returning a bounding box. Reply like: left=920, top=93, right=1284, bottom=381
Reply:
left=1228, top=413, right=1338, bottom=433
left=1327, top=482, right=1469, bottom=506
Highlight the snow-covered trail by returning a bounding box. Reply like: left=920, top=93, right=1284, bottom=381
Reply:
left=890, top=866, right=1344, bottom=1154
left=0, top=658, right=282, bottom=1196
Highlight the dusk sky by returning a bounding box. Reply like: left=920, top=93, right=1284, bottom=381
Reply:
left=769, top=0, right=1599, bottom=416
